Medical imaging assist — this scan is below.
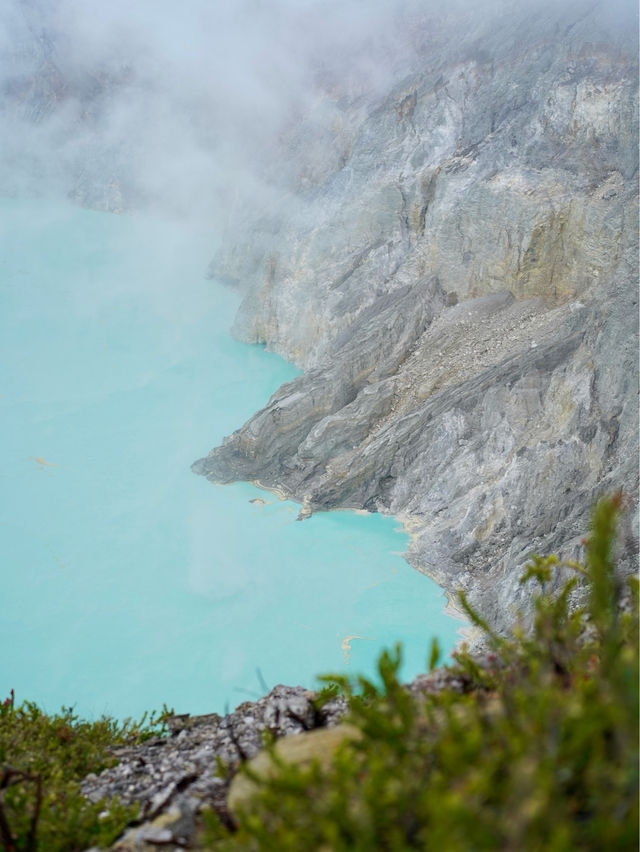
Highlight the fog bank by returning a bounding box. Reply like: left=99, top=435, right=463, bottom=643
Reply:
left=1, top=0, right=636, bottom=227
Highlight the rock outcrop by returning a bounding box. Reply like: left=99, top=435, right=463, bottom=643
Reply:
left=80, top=685, right=347, bottom=849
left=194, top=0, right=639, bottom=630
left=80, top=669, right=470, bottom=849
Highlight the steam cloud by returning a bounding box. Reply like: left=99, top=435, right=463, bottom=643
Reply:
left=0, top=0, right=428, bottom=223
left=0, top=0, right=636, bottom=227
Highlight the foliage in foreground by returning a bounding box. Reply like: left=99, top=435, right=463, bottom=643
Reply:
left=0, top=699, right=170, bottom=852
left=206, top=495, right=639, bottom=851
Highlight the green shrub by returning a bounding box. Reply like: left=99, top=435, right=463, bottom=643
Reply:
left=207, top=495, right=639, bottom=851
left=0, top=699, right=170, bottom=851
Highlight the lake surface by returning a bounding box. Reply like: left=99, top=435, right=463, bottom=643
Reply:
left=0, top=198, right=461, bottom=720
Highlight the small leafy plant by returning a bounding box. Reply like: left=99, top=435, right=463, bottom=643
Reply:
left=206, top=495, right=638, bottom=851
left=0, top=699, right=171, bottom=851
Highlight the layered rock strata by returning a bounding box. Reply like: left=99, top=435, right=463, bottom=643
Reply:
left=194, top=0, right=639, bottom=630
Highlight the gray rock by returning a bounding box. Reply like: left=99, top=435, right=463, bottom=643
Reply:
left=80, top=668, right=472, bottom=848
left=79, top=683, right=349, bottom=848
left=80, top=684, right=343, bottom=835
left=195, top=0, right=639, bottom=632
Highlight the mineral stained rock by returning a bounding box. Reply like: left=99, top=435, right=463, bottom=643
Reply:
left=194, top=0, right=639, bottom=630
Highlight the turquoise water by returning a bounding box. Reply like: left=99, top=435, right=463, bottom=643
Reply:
left=0, top=199, right=461, bottom=720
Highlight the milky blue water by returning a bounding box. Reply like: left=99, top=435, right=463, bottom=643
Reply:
left=0, top=198, right=461, bottom=720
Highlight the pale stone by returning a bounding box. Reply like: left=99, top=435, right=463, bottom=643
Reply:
left=228, top=724, right=361, bottom=815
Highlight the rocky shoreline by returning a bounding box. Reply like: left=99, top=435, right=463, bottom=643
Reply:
left=2, top=1, right=637, bottom=847
left=194, top=0, right=639, bottom=633
left=4, top=2, right=636, bottom=632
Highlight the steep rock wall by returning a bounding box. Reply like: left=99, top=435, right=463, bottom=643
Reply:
left=194, top=1, right=639, bottom=630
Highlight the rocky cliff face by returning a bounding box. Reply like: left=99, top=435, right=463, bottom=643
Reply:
left=194, top=0, right=639, bottom=630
